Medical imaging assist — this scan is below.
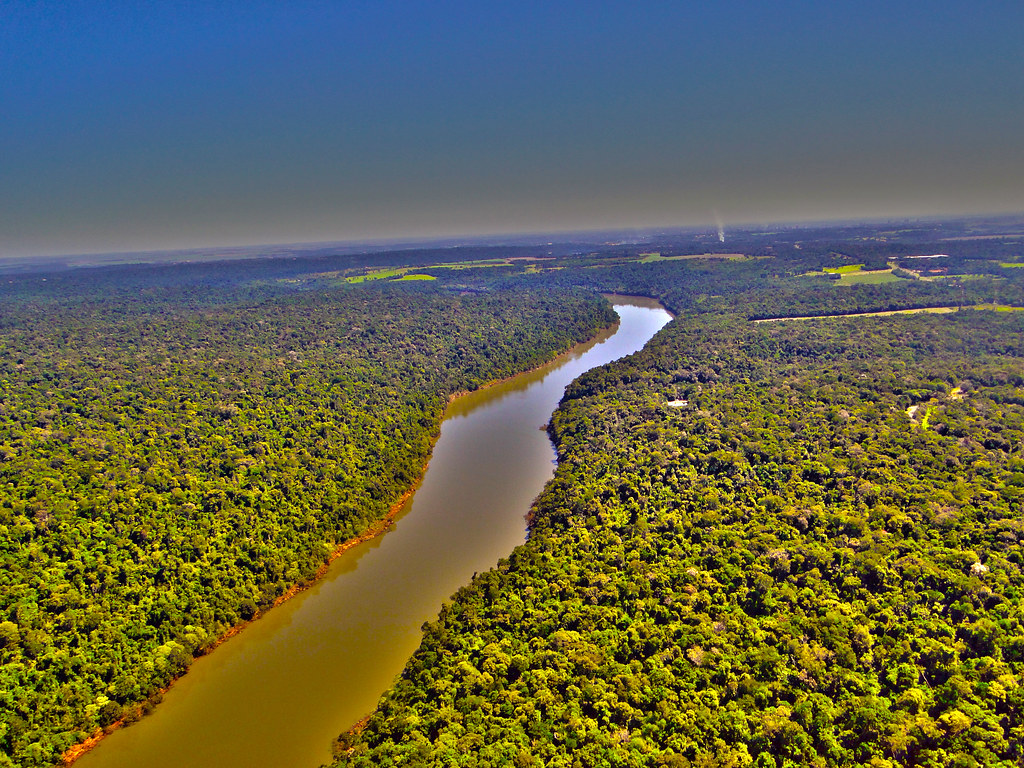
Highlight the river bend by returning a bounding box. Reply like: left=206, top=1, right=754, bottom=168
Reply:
left=77, top=296, right=671, bottom=768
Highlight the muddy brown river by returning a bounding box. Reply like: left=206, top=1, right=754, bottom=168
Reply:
left=76, top=296, right=670, bottom=768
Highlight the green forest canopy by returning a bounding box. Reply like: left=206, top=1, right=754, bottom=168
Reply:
left=334, top=248, right=1024, bottom=768
left=1, top=220, right=1023, bottom=767
left=0, top=280, right=613, bottom=767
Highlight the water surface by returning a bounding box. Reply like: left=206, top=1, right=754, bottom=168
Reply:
left=77, top=297, right=671, bottom=768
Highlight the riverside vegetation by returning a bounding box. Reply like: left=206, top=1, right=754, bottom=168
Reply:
left=334, top=246, right=1024, bottom=767
left=0, top=276, right=614, bottom=767
left=2, top=219, right=1024, bottom=767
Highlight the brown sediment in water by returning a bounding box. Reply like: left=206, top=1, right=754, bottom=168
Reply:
left=58, top=316, right=623, bottom=767
left=331, top=712, right=373, bottom=759
left=59, top=476, right=424, bottom=766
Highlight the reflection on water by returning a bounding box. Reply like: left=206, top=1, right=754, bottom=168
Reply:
left=77, top=298, right=671, bottom=768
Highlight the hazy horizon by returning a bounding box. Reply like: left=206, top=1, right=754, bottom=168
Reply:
left=4, top=2, right=1024, bottom=260
left=8, top=211, right=1023, bottom=270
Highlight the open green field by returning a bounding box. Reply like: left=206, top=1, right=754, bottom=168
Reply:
left=280, top=255, right=539, bottom=289
left=432, top=258, right=513, bottom=269
left=805, top=264, right=904, bottom=285
left=822, top=264, right=865, bottom=274
left=835, top=268, right=902, bottom=285
left=343, top=269, right=438, bottom=283
left=344, top=258, right=526, bottom=283
left=970, top=303, right=1024, bottom=311
left=344, top=268, right=408, bottom=283
left=639, top=252, right=746, bottom=263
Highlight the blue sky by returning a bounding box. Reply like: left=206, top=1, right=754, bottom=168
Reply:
left=3, top=1, right=1024, bottom=257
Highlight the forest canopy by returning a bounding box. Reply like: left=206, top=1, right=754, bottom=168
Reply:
left=2, top=218, right=1023, bottom=767
left=0, top=279, right=613, bottom=767
left=333, top=240, right=1024, bottom=768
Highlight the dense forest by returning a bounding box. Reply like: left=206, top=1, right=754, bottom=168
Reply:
left=2, top=218, right=1023, bottom=767
left=335, top=255, right=1024, bottom=766
left=0, top=280, right=613, bottom=767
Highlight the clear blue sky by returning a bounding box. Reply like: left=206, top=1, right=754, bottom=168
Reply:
left=3, top=1, right=1023, bottom=257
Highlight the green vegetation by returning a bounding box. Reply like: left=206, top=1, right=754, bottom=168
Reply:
left=0, top=281, right=613, bottom=767
left=337, top=306, right=1024, bottom=768
left=433, top=258, right=518, bottom=270
left=755, top=307, right=958, bottom=323
left=972, top=304, right=1024, bottom=312
left=4, top=219, right=1024, bottom=767
left=335, top=254, right=1024, bottom=768
left=835, top=269, right=902, bottom=286
left=344, top=268, right=408, bottom=283
left=805, top=265, right=904, bottom=286
left=342, top=258, right=527, bottom=284
left=640, top=253, right=746, bottom=264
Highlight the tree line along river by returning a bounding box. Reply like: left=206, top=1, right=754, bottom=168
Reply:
left=75, top=296, right=672, bottom=768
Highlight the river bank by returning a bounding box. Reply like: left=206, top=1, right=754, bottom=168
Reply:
left=72, top=298, right=670, bottom=768
left=61, top=314, right=620, bottom=766
left=60, top=470, right=426, bottom=766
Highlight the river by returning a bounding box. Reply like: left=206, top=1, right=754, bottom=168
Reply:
left=76, top=296, right=671, bottom=768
